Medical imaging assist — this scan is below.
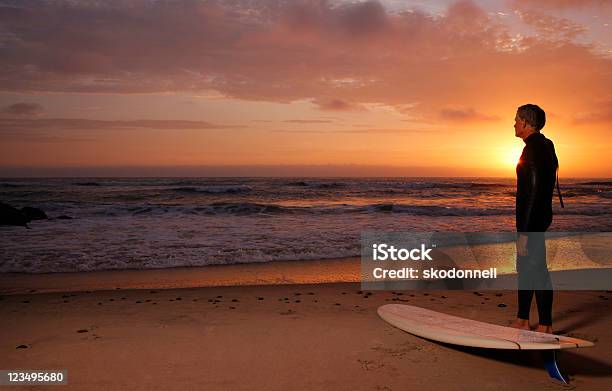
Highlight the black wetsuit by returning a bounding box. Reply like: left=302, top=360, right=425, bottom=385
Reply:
left=515, top=132, right=559, bottom=326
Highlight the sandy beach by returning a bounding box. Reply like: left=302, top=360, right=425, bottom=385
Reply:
left=1, top=279, right=610, bottom=390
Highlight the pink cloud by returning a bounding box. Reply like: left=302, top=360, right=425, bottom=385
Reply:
left=311, top=98, right=366, bottom=112
left=1, top=102, right=44, bottom=116
left=0, top=0, right=609, bottom=126
left=512, top=0, right=611, bottom=9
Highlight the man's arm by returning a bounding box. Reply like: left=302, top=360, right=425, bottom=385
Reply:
left=517, top=147, right=540, bottom=233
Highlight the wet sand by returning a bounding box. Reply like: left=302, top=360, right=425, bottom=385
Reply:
left=0, top=257, right=361, bottom=295
left=1, top=283, right=611, bottom=390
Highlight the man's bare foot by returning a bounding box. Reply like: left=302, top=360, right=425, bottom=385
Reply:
left=510, top=318, right=530, bottom=330
left=534, top=324, right=553, bottom=334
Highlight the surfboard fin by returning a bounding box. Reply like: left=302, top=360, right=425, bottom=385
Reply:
left=544, top=351, right=568, bottom=384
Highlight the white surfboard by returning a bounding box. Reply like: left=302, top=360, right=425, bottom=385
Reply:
left=378, top=304, right=595, bottom=350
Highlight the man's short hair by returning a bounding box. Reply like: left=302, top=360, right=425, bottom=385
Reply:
left=517, top=104, right=546, bottom=131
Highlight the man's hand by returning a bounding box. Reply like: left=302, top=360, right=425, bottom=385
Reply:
left=517, top=234, right=529, bottom=257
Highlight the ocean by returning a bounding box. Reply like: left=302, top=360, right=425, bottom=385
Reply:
left=1, top=177, right=611, bottom=273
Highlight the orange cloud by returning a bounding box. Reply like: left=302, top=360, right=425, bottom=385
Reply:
left=439, top=107, right=500, bottom=122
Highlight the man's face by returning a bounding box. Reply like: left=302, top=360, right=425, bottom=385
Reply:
left=514, top=113, right=527, bottom=138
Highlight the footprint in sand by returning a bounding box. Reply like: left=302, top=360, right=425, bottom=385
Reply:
left=357, top=359, right=385, bottom=371
left=371, top=342, right=419, bottom=358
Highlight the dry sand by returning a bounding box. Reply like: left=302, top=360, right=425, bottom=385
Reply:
left=1, top=282, right=611, bottom=390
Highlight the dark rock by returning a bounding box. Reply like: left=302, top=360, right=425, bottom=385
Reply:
left=76, top=329, right=88, bottom=333
left=16, top=344, right=28, bottom=349
left=0, top=202, right=30, bottom=227
left=497, top=303, right=507, bottom=308
left=21, top=206, right=47, bottom=220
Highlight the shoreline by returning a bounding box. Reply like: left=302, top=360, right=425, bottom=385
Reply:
left=2, top=257, right=611, bottom=297
left=0, top=257, right=362, bottom=295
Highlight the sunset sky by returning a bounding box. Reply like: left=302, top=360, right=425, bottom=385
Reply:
left=0, top=0, right=610, bottom=177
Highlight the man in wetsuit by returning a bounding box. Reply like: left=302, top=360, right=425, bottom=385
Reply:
left=511, top=104, right=560, bottom=334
